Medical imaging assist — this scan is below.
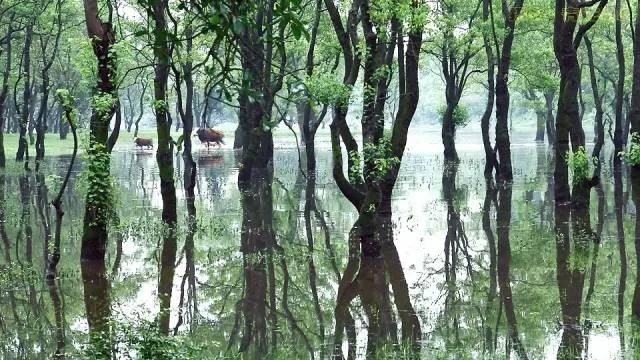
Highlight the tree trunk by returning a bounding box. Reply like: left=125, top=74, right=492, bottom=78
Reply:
left=585, top=35, right=604, bottom=159
left=494, top=2, right=523, bottom=183
left=81, top=0, right=119, bottom=350
left=545, top=91, right=556, bottom=146
left=481, top=0, right=495, bottom=178
left=535, top=110, right=545, bottom=142
left=614, top=0, right=625, bottom=158
left=0, top=27, right=12, bottom=167
left=16, top=23, right=34, bottom=163
left=151, top=0, right=178, bottom=335
left=441, top=103, right=458, bottom=163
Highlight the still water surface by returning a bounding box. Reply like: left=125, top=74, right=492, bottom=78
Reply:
left=0, top=129, right=638, bottom=359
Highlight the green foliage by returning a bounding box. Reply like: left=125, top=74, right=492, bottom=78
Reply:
left=620, top=132, right=640, bottom=166
left=438, top=104, right=470, bottom=128
left=304, top=72, right=352, bottom=107
left=370, top=0, right=428, bottom=32
left=565, top=146, right=594, bottom=185
left=55, top=88, right=78, bottom=126
left=80, top=140, right=116, bottom=225
left=347, top=150, right=363, bottom=184
left=363, top=135, right=400, bottom=181
left=92, top=92, right=117, bottom=119
left=153, top=99, right=169, bottom=112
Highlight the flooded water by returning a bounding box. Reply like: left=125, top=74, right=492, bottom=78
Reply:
left=1, top=128, right=639, bottom=359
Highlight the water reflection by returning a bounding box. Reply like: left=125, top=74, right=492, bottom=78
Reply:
left=4, top=139, right=640, bottom=358
left=235, top=168, right=275, bottom=356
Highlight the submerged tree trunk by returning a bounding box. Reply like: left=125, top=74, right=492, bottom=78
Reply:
left=481, top=0, right=495, bottom=178
left=150, top=0, right=178, bottom=335
left=494, top=1, right=524, bottom=183
left=614, top=0, right=625, bottom=159
left=442, top=103, right=459, bottom=163
left=81, top=1, right=119, bottom=352
left=497, top=184, right=528, bottom=359
left=553, top=1, right=606, bottom=202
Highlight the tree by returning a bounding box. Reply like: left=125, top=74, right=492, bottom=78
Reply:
left=323, top=0, right=425, bottom=356
left=80, top=0, right=121, bottom=351
left=553, top=0, right=607, bottom=202
left=428, top=0, right=483, bottom=163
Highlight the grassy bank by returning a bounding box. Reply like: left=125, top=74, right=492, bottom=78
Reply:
left=1, top=129, right=182, bottom=157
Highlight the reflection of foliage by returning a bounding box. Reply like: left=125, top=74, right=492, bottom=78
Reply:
left=453, top=185, right=469, bottom=212
left=84, top=319, right=203, bottom=360
left=0, top=263, right=39, bottom=291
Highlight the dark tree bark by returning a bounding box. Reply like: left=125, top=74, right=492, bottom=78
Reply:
left=80, top=0, right=119, bottom=350
left=48, top=90, right=78, bottom=279
left=496, top=184, right=528, bottom=359
left=585, top=34, right=605, bottom=159
left=0, top=24, right=13, bottom=167
left=614, top=0, right=625, bottom=159
left=325, top=0, right=423, bottom=357
left=630, top=0, right=640, bottom=319
left=35, top=0, right=64, bottom=164
left=132, top=81, right=147, bottom=138
left=494, top=0, right=524, bottom=183
left=147, top=0, right=178, bottom=335
left=535, top=109, right=545, bottom=142
left=301, top=0, right=326, bottom=175
left=544, top=90, right=557, bottom=146
left=552, top=0, right=607, bottom=202
left=16, top=23, right=34, bottom=164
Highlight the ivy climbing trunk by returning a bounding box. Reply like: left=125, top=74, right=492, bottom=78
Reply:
left=81, top=0, right=119, bottom=353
